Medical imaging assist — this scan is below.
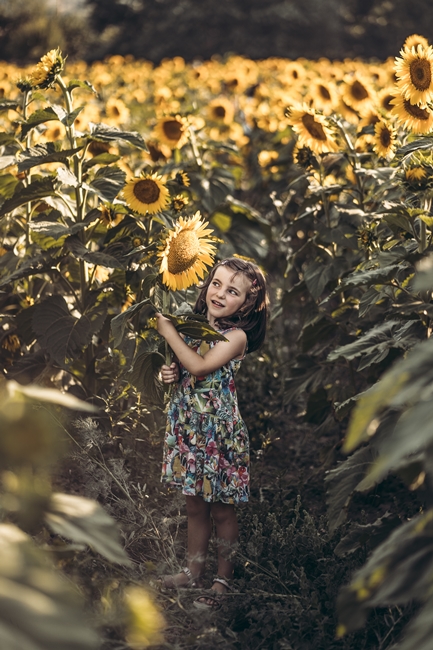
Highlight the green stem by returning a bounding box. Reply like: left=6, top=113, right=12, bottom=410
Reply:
left=162, top=290, right=172, bottom=365
left=188, top=125, right=203, bottom=169
left=419, top=197, right=431, bottom=253
left=319, top=160, right=331, bottom=229
left=21, top=89, right=32, bottom=246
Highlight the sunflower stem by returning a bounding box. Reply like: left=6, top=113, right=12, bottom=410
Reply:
left=21, top=89, right=32, bottom=247
left=188, top=125, right=203, bottom=168
left=419, top=197, right=431, bottom=253
left=162, top=290, right=172, bottom=366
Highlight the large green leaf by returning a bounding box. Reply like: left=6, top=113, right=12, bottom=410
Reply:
left=110, top=299, right=152, bottom=349
left=325, top=445, right=377, bottom=533
left=0, top=251, right=59, bottom=287
left=337, top=510, right=433, bottom=634
left=89, top=123, right=148, bottom=151
left=128, top=348, right=165, bottom=404
left=17, top=143, right=83, bottom=173
left=0, top=177, right=56, bottom=217
left=88, top=165, right=126, bottom=201
left=324, top=263, right=407, bottom=302
left=164, top=315, right=228, bottom=342
left=82, top=153, right=120, bottom=171
left=328, top=320, right=424, bottom=370
left=65, top=235, right=125, bottom=269
left=20, top=108, right=60, bottom=141
left=45, top=493, right=130, bottom=565
left=344, top=337, right=433, bottom=453
left=32, top=295, right=107, bottom=365
left=334, top=512, right=401, bottom=557
left=0, top=524, right=99, bottom=650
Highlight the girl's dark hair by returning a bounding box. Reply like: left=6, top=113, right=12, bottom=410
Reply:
left=194, top=257, right=269, bottom=353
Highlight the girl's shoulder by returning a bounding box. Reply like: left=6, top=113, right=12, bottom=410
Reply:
left=218, top=327, right=248, bottom=360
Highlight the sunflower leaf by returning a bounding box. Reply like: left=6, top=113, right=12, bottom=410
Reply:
left=65, top=235, right=126, bottom=269
left=110, top=299, right=153, bottom=348
left=89, top=122, right=148, bottom=151
left=83, top=153, right=121, bottom=171
left=20, top=108, right=60, bottom=140
left=17, top=143, right=84, bottom=173
left=0, top=99, right=20, bottom=113
left=0, top=177, right=56, bottom=217
left=67, top=79, right=97, bottom=94
left=45, top=493, right=130, bottom=565
left=163, top=315, right=228, bottom=342
left=88, top=165, right=126, bottom=201
left=128, top=348, right=164, bottom=404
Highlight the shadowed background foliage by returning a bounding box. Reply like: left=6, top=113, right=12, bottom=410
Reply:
left=1, top=0, right=433, bottom=63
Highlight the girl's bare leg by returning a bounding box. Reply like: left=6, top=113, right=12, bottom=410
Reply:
left=160, top=495, right=212, bottom=587
left=209, top=502, right=239, bottom=593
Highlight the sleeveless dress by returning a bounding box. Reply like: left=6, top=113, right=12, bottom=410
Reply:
left=161, top=329, right=249, bottom=504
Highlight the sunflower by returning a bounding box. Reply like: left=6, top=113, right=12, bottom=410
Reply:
left=208, top=97, right=235, bottom=124
left=395, top=45, right=433, bottom=106
left=341, top=74, right=375, bottom=114
left=105, top=97, right=130, bottom=126
left=377, top=88, right=395, bottom=113
left=174, top=171, right=190, bottom=187
left=287, top=104, right=339, bottom=155
left=404, top=166, right=429, bottom=190
left=306, top=79, right=339, bottom=115
left=154, top=116, right=188, bottom=148
left=158, top=212, right=217, bottom=290
left=373, top=120, right=397, bottom=158
left=123, top=174, right=169, bottom=215
left=390, top=92, right=433, bottom=133
left=28, top=48, right=64, bottom=89
left=403, top=34, right=429, bottom=51
left=171, top=194, right=189, bottom=212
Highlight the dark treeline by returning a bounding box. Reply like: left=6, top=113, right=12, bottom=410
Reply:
left=1, top=0, right=432, bottom=64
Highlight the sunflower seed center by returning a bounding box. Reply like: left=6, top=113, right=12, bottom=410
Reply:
left=351, top=80, right=369, bottom=101
left=213, top=106, right=226, bottom=118
left=133, top=179, right=160, bottom=204
left=404, top=99, right=430, bottom=120
left=410, top=58, right=432, bottom=90
left=167, top=230, right=200, bottom=274
left=379, top=127, right=391, bottom=147
left=162, top=119, right=183, bottom=141
left=319, top=85, right=331, bottom=101
left=301, top=114, right=327, bottom=141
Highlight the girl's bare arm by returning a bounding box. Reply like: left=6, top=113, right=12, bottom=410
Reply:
left=155, top=313, right=246, bottom=376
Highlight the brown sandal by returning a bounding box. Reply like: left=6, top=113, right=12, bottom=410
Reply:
left=193, top=576, right=231, bottom=610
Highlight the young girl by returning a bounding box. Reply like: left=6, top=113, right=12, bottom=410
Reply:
left=155, top=257, right=269, bottom=609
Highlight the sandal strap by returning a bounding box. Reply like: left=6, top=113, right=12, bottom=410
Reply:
left=212, top=576, right=231, bottom=591
left=182, top=566, right=193, bottom=580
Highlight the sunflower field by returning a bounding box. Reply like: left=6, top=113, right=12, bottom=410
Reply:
left=2, top=34, right=433, bottom=650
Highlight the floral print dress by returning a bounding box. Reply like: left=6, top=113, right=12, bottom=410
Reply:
left=161, top=329, right=249, bottom=504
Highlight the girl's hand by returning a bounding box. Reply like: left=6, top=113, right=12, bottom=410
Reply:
left=155, top=312, right=175, bottom=338
left=160, top=362, right=179, bottom=384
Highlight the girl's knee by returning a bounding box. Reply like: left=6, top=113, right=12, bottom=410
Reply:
left=210, top=502, right=237, bottom=526
left=185, top=495, right=210, bottom=518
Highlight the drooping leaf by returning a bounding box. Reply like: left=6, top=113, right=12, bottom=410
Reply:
left=344, top=337, right=433, bottom=453
left=45, top=493, right=130, bottom=565
left=6, top=381, right=98, bottom=413
left=17, top=143, right=83, bottom=173
left=0, top=173, right=19, bottom=200
left=324, top=264, right=407, bottom=302
left=0, top=251, right=58, bottom=287
left=0, top=177, right=56, bottom=217
left=328, top=320, right=424, bottom=369
left=88, top=165, right=126, bottom=201
left=164, top=315, right=228, bottom=342
left=20, top=108, right=60, bottom=140
left=0, top=524, right=99, bottom=650
left=67, top=79, right=97, bottom=94
left=110, top=299, right=153, bottom=349
left=128, top=349, right=165, bottom=404
left=83, top=153, right=120, bottom=171
left=32, top=295, right=107, bottom=365
left=325, top=445, right=378, bottom=533
left=337, top=509, right=433, bottom=633
left=334, top=512, right=401, bottom=557
left=89, top=123, right=148, bottom=151
left=65, top=235, right=125, bottom=269
left=5, top=350, right=49, bottom=385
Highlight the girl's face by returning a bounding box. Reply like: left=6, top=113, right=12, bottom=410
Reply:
left=205, top=265, right=251, bottom=326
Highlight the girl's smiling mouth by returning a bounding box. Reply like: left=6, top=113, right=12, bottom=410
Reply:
left=211, top=300, right=224, bottom=307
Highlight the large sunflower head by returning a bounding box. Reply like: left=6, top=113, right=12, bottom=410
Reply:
left=395, top=44, right=433, bottom=106
left=158, top=212, right=217, bottom=290
left=390, top=92, right=433, bottom=133
left=287, top=104, right=339, bottom=155
left=341, top=74, right=375, bottom=113
left=29, top=48, right=64, bottom=89
left=154, top=116, right=188, bottom=149
left=373, top=120, right=397, bottom=159
left=123, top=173, right=169, bottom=215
